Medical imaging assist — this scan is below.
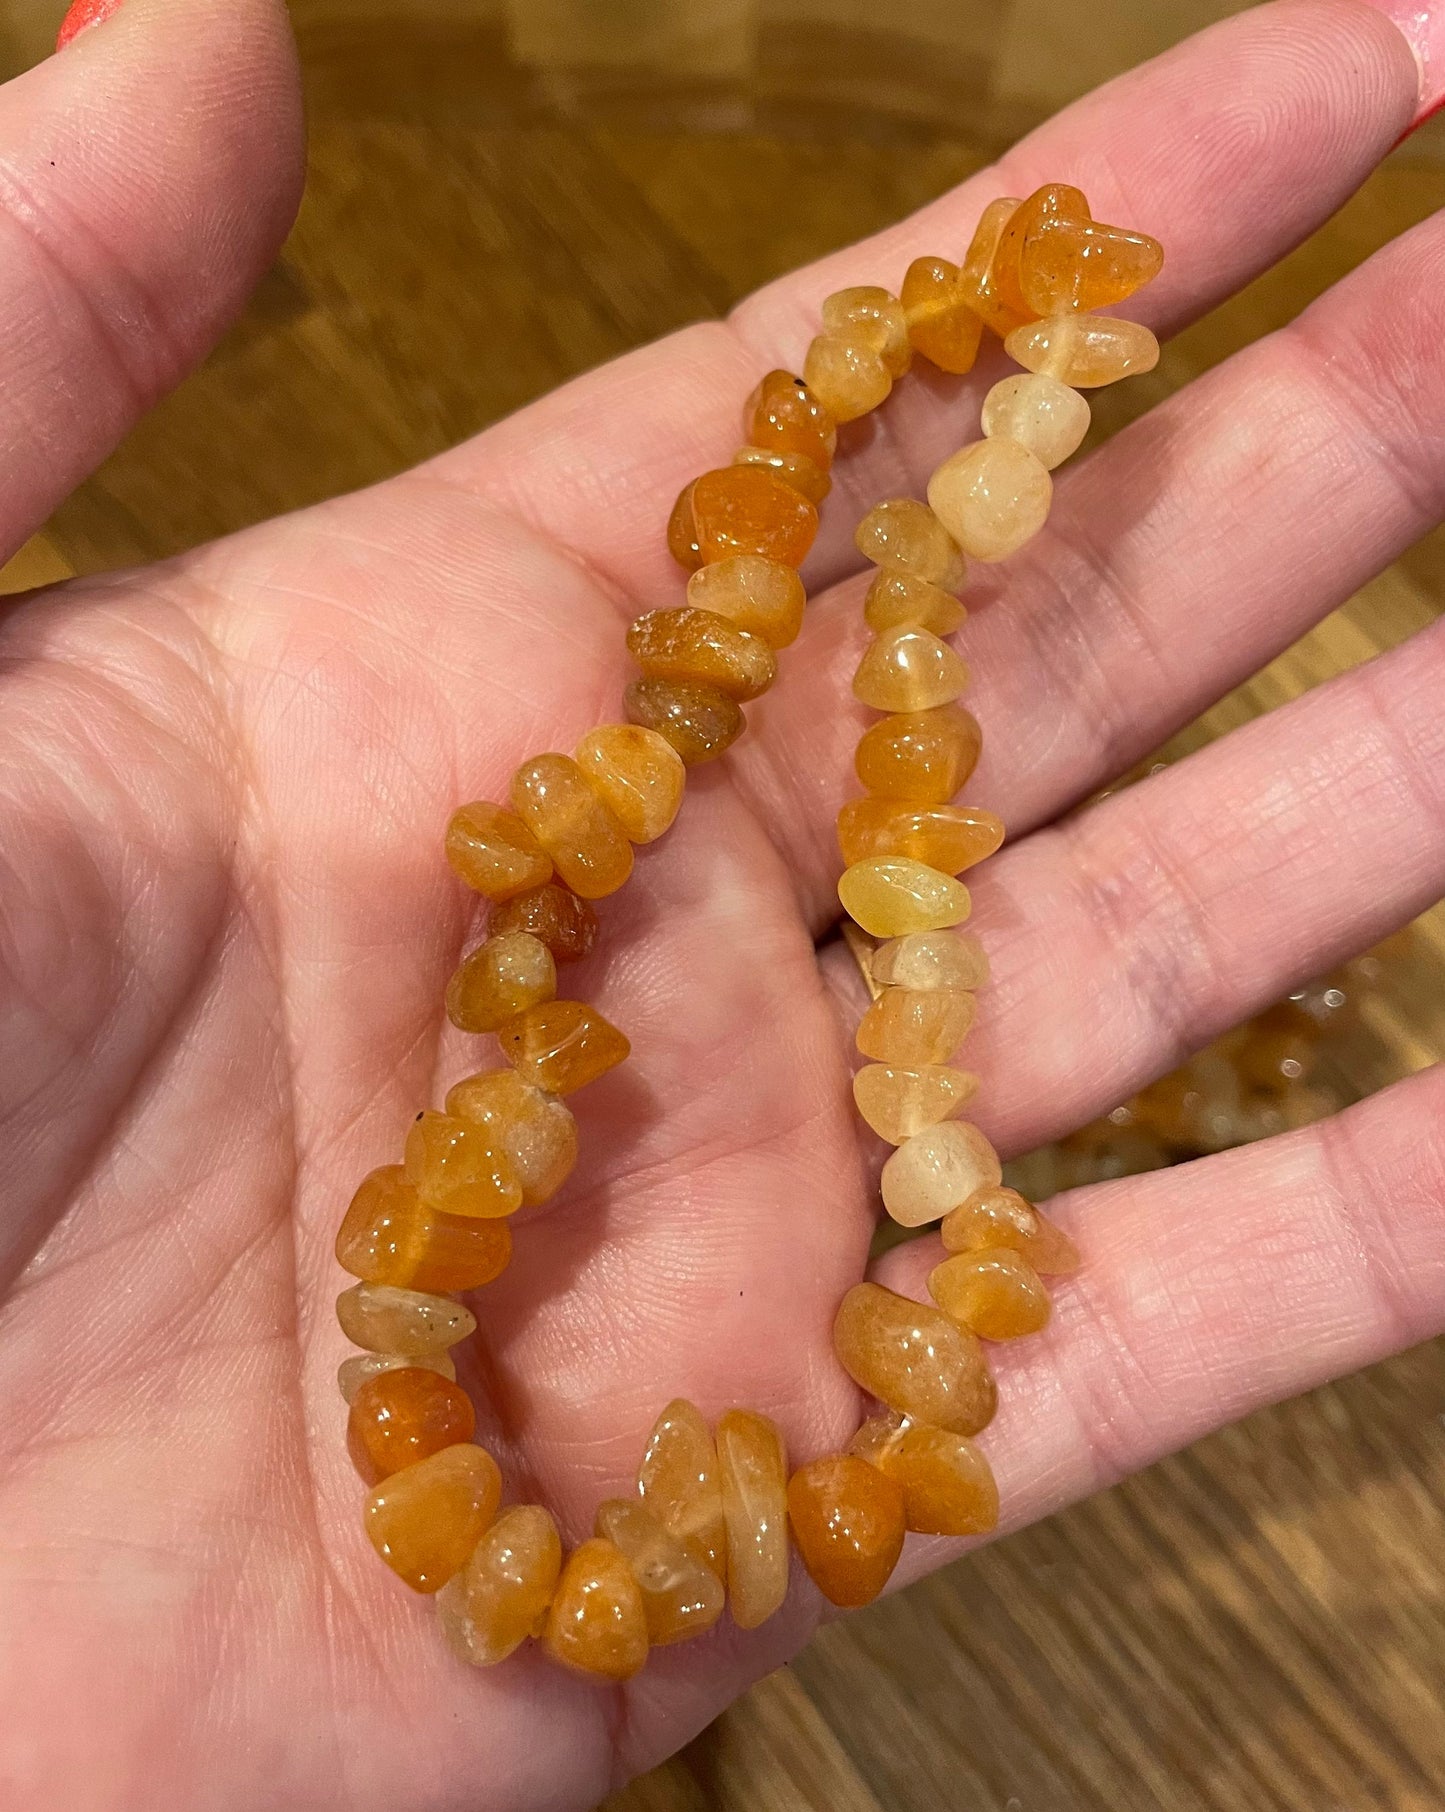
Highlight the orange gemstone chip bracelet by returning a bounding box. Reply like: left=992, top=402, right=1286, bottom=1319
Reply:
left=332, top=184, right=1163, bottom=1678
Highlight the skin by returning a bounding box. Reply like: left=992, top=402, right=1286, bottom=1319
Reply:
left=0, top=0, right=1443, bottom=1806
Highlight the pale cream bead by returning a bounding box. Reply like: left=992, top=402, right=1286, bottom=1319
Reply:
left=854, top=498, right=966, bottom=591
left=838, top=857, right=970, bottom=938
left=821, top=285, right=912, bottom=377
left=1004, top=314, right=1160, bottom=387
left=335, top=1283, right=477, bottom=1354
left=927, top=438, right=1052, bottom=562
left=879, top=1120, right=1003, bottom=1228
left=716, top=1408, right=789, bottom=1630
left=337, top=1349, right=457, bottom=1404
left=872, top=929, right=990, bottom=993
left=852, top=625, right=968, bottom=713
left=853, top=1063, right=979, bottom=1144
left=803, top=332, right=892, bottom=421
left=980, top=373, right=1091, bottom=470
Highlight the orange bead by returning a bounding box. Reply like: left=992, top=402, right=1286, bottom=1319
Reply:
left=628, top=606, right=777, bottom=701
left=667, top=480, right=703, bottom=570
left=543, top=1537, right=650, bottom=1680
left=574, top=724, right=685, bottom=845
left=446, top=931, right=556, bottom=1034
left=365, top=1442, right=501, bottom=1593
left=438, top=1504, right=563, bottom=1666
left=837, top=799, right=1004, bottom=873
left=864, top=570, right=966, bottom=637
left=731, top=444, right=830, bottom=503
left=852, top=1062, right=978, bottom=1144
left=446, top=802, right=552, bottom=902
left=624, top=676, right=745, bottom=765
left=335, top=1166, right=513, bottom=1292
left=900, top=254, right=983, bottom=374
left=833, top=1282, right=996, bottom=1436
left=990, top=183, right=1090, bottom=320
left=489, top=882, right=598, bottom=965
left=929, top=1247, right=1052, bottom=1340
left=498, top=999, right=630, bottom=1095
left=716, top=1408, right=790, bottom=1630
left=594, top=1497, right=725, bottom=1645
left=444, top=1068, right=578, bottom=1208
left=686, top=555, right=807, bottom=649
left=510, top=753, right=633, bottom=900
left=821, top=285, right=912, bottom=377
left=850, top=1414, right=999, bottom=1537
left=742, top=368, right=837, bottom=470
left=691, top=464, right=819, bottom=567
left=786, top=1453, right=905, bottom=1608
left=854, top=704, right=983, bottom=804
left=958, top=195, right=1030, bottom=337
left=855, top=987, right=976, bottom=1065
left=404, top=1110, right=522, bottom=1219
left=940, top=1184, right=1080, bottom=1275
left=637, top=1397, right=727, bottom=1578
left=853, top=625, right=968, bottom=713
left=347, top=1366, right=477, bottom=1484
left=1018, top=214, right=1163, bottom=316
left=802, top=332, right=892, bottom=422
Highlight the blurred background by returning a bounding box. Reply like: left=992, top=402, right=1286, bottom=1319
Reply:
left=7, top=0, right=1445, bottom=1806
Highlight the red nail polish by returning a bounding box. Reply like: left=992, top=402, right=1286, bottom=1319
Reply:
left=56, top=0, right=124, bottom=52
left=1358, top=0, right=1445, bottom=128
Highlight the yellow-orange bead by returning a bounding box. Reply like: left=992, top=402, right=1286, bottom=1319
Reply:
left=686, top=555, right=806, bottom=650
left=834, top=1283, right=996, bottom=1435
left=940, top=1184, right=1080, bottom=1275
left=991, top=183, right=1090, bottom=319
left=510, top=753, right=634, bottom=900
left=574, top=724, right=685, bottom=845
left=637, top=1397, right=727, bottom=1578
left=489, top=882, right=598, bottom=964
left=335, top=1168, right=513, bottom=1292
left=853, top=625, right=968, bottom=713
left=803, top=332, right=892, bottom=422
left=837, top=799, right=1004, bottom=873
left=852, top=1062, right=978, bottom=1144
left=743, top=368, right=837, bottom=470
left=854, top=497, right=967, bottom=590
left=365, top=1442, right=501, bottom=1593
left=880, top=1120, right=1002, bottom=1228
left=335, top=1282, right=477, bottom=1354
left=716, top=1408, right=789, bottom=1630
left=929, top=1247, right=1052, bottom=1340
left=624, top=676, right=745, bottom=766
left=854, top=704, right=982, bottom=805
left=872, top=929, right=990, bottom=992
left=958, top=194, right=1030, bottom=337
left=850, top=1414, right=999, bottom=1537
left=444, top=1068, right=578, bottom=1207
left=628, top=606, right=777, bottom=701
left=347, top=1366, right=477, bottom=1484
left=863, top=570, right=966, bottom=636
left=690, top=464, right=819, bottom=567
left=1018, top=213, right=1163, bottom=316
left=446, top=802, right=552, bottom=902
left=980, top=373, right=1090, bottom=470
left=787, top=1453, right=905, bottom=1608
left=668, top=480, right=702, bottom=570
left=446, top=932, right=556, bottom=1035
left=438, top=1504, right=562, bottom=1666
left=855, top=986, right=976, bottom=1066
left=900, top=255, right=983, bottom=375
left=543, top=1537, right=650, bottom=1680
left=928, top=438, right=1052, bottom=562
left=498, top=999, right=630, bottom=1095
left=731, top=444, right=830, bottom=503
left=594, top=1497, right=725, bottom=1645
left=404, top=1110, right=522, bottom=1219
left=1004, top=315, right=1160, bottom=388
left=838, top=857, right=970, bottom=939
left=821, top=285, right=912, bottom=377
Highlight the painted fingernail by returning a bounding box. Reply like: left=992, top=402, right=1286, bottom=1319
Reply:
left=56, top=0, right=125, bottom=52
left=1358, top=0, right=1445, bottom=127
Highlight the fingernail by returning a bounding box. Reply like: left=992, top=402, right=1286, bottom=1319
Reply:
left=1358, top=0, right=1445, bottom=128
left=56, top=0, right=125, bottom=52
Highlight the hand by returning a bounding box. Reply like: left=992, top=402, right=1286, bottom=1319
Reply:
left=2, top=1, right=1442, bottom=1806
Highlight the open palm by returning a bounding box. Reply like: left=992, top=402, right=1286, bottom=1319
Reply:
left=4, top=1, right=1445, bottom=1807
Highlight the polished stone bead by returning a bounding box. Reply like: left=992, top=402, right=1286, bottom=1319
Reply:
left=595, top=1497, right=725, bottom=1645
left=488, top=882, right=598, bottom=964
left=446, top=802, right=553, bottom=902
left=854, top=497, right=967, bottom=590
left=335, top=1168, right=512, bottom=1292
left=991, top=183, right=1090, bottom=318
left=930, top=1246, right=1052, bottom=1340
left=743, top=368, right=837, bottom=470
left=543, top=1537, right=650, bottom=1680
left=786, top=1453, right=905, bottom=1608
left=628, top=606, right=777, bottom=701
left=446, top=932, right=556, bottom=1035
left=404, top=1110, right=522, bottom=1219
left=691, top=464, right=819, bottom=567
left=802, top=332, right=892, bottom=422
left=850, top=1414, right=999, bottom=1537
left=437, top=1504, right=563, bottom=1665
left=863, top=570, right=966, bottom=636
left=821, top=285, right=912, bottom=376
left=574, top=724, right=686, bottom=845
left=716, top=1408, right=789, bottom=1630
left=837, top=799, right=1004, bottom=873
left=854, top=704, right=982, bottom=804
left=838, top=857, right=970, bottom=938
left=686, top=554, right=807, bottom=649
left=980, top=372, right=1091, bottom=470
left=731, top=443, right=831, bottom=503
left=927, top=437, right=1052, bottom=562
left=855, top=985, right=975, bottom=1066
left=667, top=480, right=702, bottom=570
left=852, top=1062, right=978, bottom=1143
left=637, top=1397, right=727, bottom=1578
left=364, top=1442, right=501, bottom=1592
left=880, top=1120, right=1002, bottom=1228
left=940, top=1184, right=1080, bottom=1274
left=510, top=753, right=634, bottom=900
left=871, top=929, right=990, bottom=993
left=900, top=255, right=983, bottom=374
left=347, top=1366, right=477, bottom=1484
left=335, top=1282, right=478, bottom=1355
left=1004, top=314, right=1160, bottom=387
left=853, top=625, right=968, bottom=713
left=498, top=999, right=630, bottom=1095
left=958, top=195, right=1029, bottom=337
left=1019, top=214, right=1164, bottom=316
left=624, top=676, right=745, bottom=765
left=833, top=1283, right=996, bottom=1435
left=337, top=1349, right=456, bottom=1405
left=444, top=1068, right=578, bottom=1208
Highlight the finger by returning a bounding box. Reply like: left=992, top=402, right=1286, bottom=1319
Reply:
left=426, top=0, right=1417, bottom=603
left=0, top=0, right=303, bottom=562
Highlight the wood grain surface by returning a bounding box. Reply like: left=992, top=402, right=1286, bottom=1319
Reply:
left=7, top=2, right=1445, bottom=1806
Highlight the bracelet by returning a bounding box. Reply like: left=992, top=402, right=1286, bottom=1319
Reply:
left=330, top=182, right=1163, bottom=1680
